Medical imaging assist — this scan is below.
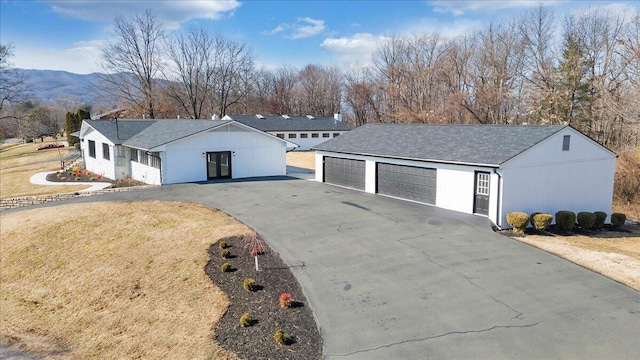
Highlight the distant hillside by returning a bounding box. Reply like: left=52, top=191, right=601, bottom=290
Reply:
left=16, top=69, right=112, bottom=106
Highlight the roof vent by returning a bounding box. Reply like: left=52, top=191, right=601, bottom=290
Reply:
left=282, top=115, right=290, bottom=119
left=306, top=115, right=315, bottom=119
left=211, top=114, right=220, bottom=120
left=256, top=114, right=266, bottom=119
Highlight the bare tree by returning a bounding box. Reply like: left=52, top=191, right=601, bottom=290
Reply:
left=0, top=44, right=28, bottom=119
left=164, top=27, right=217, bottom=119
left=99, top=10, right=164, bottom=119
left=344, top=67, right=383, bottom=126
left=209, top=38, right=255, bottom=116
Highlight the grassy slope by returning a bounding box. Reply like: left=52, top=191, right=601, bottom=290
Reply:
left=1, top=142, right=86, bottom=198
left=0, top=201, right=247, bottom=359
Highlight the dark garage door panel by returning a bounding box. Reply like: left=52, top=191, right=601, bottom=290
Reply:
left=324, top=157, right=365, bottom=190
left=377, top=163, right=436, bottom=204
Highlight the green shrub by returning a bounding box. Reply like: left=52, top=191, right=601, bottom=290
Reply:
left=530, top=213, right=553, bottom=231
left=221, top=249, right=231, bottom=259
left=243, top=278, right=258, bottom=292
left=239, top=312, right=253, bottom=327
left=611, top=213, right=626, bottom=227
left=220, top=263, right=232, bottom=273
left=273, top=329, right=293, bottom=345
left=555, top=211, right=576, bottom=233
left=218, top=241, right=228, bottom=249
left=577, top=212, right=596, bottom=230
left=506, top=212, right=529, bottom=233
left=593, top=211, right=607, bottom=229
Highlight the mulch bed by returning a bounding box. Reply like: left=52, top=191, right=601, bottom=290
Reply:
left=46, top=170, right=147, bottom=188
left=205, top=236, right=322, bottom=360
left=501, top=223, right=640, bottom=238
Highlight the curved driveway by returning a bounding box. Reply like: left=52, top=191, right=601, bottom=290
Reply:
left=17, top=176, right=640, bottom=359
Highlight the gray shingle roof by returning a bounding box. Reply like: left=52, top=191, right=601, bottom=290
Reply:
left=84, top=119, right=234, bottom=149
left=312, top=124, right=568, bottom=166
left=228, top=115, right=351, bottom=132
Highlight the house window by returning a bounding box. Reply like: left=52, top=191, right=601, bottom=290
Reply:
left=88, top=140, right=96, bottom=158
left=311, top=133, right=319, bottom=138
left=563, top=135, right=570, bottom=151
left=300, top=133, right=308, bottom=138
left=288, top=134, right=297, bottom=139
left=276, top=133, right=284, bottom=139
left=102, top=143, right=110, bottom=160
left=149, top=152, right=161, bottom=169
left=115, top=145, right=125, bottom=157
left=139, top=150, right=149, bottom=165
left=333, top=133, right=340, bottom=137
left=131, top=148, right=138, bottom=162
left=322, top=133, right=330, bottom=138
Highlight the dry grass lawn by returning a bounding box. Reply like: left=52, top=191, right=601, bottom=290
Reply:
left=0, top=201, right=251, bottom=359
left=286, top=150, right=315, bottom=170
left=514, top=231, right=640, bottom=291
left=1, top=142, right=86, bottom=198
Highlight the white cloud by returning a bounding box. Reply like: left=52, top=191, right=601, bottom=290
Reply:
left=49, top=0, right=240, bottom=29
left=429, top=0, right=561, bottom=16
left=404, top=17, right=484, bottom=39
left=14, top=40, right=104, bottom=74
left=264, top=17, right=326, bottom=39
left=321, top=33, right=390, bottom=66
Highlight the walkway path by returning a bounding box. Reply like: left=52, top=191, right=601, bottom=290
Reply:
left=29, top=171, right=112, bottom=192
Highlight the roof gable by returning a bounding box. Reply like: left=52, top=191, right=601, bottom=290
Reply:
left=313, top=124, right=569, bottom=166
left=227, top=114, right=351, bottom=132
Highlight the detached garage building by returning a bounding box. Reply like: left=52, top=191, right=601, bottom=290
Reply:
left=79, top=119, right=292, bottom=185
left=313, top=124, right=616, bottom=228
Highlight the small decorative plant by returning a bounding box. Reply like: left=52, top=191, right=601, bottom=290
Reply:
left=279, top=293, right=293, bottom=308
left=243, top=278, right=258, bottom=292
left=273, top=329, right=294, bottom=345
left=530, top=212, right=553, bottom=231
left=218, top=240, right=228, bottom=249
left=506, top=212, right=529, bottom=234
left=242, top=234, right=267, bottom=271
left=239, top=312, right=253, bottom=327
left=611, top=213, right=626, bottom=227
left=221, top=249, right=231, bottom=259
left=594, top=211, right=607, bottom=229
left=220, top=262, right=232, bottom=273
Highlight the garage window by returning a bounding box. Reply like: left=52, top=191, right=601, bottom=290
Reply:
left=333, top=133, right=340, bottom=137
left=300, top=133, right=308, bottom=138
left=322, top=133, right=330, bottom=138
left=288, top=134, right=297, bottom=139
left=276, top=133, right=284, bottom=139
left=311, top=133, right=319, bottom=138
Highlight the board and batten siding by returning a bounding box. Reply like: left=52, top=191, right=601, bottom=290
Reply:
left=159, top=124, right=286, bottom=184
left=81, top=129, right=117, bottom=180
left=499, top=127, right=616, bottom=226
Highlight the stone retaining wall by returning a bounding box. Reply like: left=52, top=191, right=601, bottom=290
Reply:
left=0, top=185, right=158, bottom=210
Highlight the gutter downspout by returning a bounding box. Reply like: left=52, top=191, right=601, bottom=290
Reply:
left=493, top=168, right=503, bottom=231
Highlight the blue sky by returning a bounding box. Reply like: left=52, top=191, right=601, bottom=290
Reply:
left=1, top=1, right=639, bottom=74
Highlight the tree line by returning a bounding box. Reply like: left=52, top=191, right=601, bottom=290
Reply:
left=2, top=6, right=639, bottom=149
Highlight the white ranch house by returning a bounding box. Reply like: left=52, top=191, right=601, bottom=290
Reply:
left=313, top=124, right=617, bottom=229
left=223, top=114, right=351, bottom=150
left=79, top=119, right=294, bottom=185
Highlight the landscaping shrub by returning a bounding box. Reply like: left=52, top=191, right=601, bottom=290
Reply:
left=279, top=293, right=293, bottom=308
left=555, top=211, right=576, bottom=233
left=220, top=262, right=232, bottom=273
left=243, top=278, right=258, bottom=292
left=530, top=212, right=553, bottom=231
left=221, top=249, right=231, bottom=259
left=594, top=211, right=607, bottom=229
left=506, top=212, right=529, bottom=233
left=611, top=213, right=627, bottom=227
left=577, top=212, right=596, bottom=230
left=218, top=241, right=228, bottom=249
left=273, top=329, right=293, bottom=345
left=239, top=312, right=253, bottom=327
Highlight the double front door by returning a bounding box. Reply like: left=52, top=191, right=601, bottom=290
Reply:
left=207, top=151, right=231, bottom=180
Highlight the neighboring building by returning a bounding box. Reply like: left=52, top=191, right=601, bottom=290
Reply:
left=79, top=119, right=294, bottom=185
left=313, top=124, right=616, bottom=229
left=223, top=114, right=351, bottom=150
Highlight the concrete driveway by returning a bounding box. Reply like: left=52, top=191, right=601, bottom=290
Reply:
left=20, top=177, right=640, bottom=359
